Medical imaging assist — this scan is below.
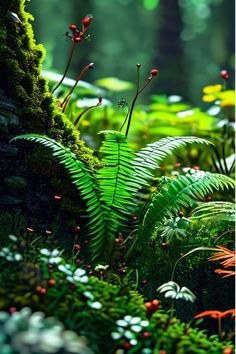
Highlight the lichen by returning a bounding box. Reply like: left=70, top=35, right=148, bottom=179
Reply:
left=0, top=0, right=97, bottom=168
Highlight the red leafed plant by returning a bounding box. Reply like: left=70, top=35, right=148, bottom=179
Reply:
left=208, top=246, right=235, bottom=278
left=194, top=309, right=235, bottom=337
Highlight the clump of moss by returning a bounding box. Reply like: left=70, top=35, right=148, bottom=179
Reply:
left=0, top=0, right=97, bottom=168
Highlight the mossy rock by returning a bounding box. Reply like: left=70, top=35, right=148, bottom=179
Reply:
left=0, top=0, right=98, bottom=168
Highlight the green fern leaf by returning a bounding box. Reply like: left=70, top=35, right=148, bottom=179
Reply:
left=137, top=172, right=234, bottom=245
left=189, top=201, right=235, bottom=222
left=11, top=134, right=111, bottom=261
left=133, top=136, right=212, bottom=184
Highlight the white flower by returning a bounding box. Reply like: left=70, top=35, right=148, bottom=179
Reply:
left=40, top=249, right=63, bottom=265
left=94, top=264, right=109, bottom=272
left=0, top=248, right=22, bottom=262
left=88, top=301, right=102, bottom=310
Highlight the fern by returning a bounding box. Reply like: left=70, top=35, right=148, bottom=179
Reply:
left=189, top=202, right=235, bottom=223
left=133, top=136, right=212, bottom=184
left=136, top=172, right=235, bottom=247
left=10, top=134, right=111, bottom=261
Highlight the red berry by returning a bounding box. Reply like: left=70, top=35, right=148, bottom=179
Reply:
left=84, top=240, right=89, bottom=244
left=223, top=349, right=233, bottom=354
left=159, top=351, right=166, bottom=354
left=192, top=165, right=200, bottom=170
left=54, top=195, right=62, bottom=201
left=145, top=301, right=152, bottom=309
left=75, top=258, right=81, bottom=264
left=150, top=69, right=158, bottom=76
left=74, top=244, right=81, bottom=251
left=86, top=264, right=92, bottom=269
left=131, top=215, right=138, bottom=221
left=161, top=242, right=168, bottom=250
left=118, top=268, right=126, bottom=274
left=152, top=299, right=160, bottom=309
left=142, top=279, right=148, bottom=284
left=143, top=331, right=151, bottom=338
left=74, top=226, right=81, bottom=233
left=220, top=70, right=229, bottom=80
left=48, top=279, right=56, bottom=287
left=9, top=307, right=17, bottom=314
left=36, top=286, right=47, bottom=295
left=175, top=162, right=181, bottom=167
left=69, top=24, right=77, bottom=31
left=26, top=227, right=34, bottom=233
left=123, top=341, right=132, bottom=350
left=88, top=271, right=93, bottom=275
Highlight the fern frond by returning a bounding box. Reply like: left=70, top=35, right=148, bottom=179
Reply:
left=189, top=202, right=235, bottom=223
left=11, top=134, right=111, bottom=261
left=137, top=172, right=234, bottom=246
left=133, top=136, right=212, bottom=184
left=97, top=130, right=139, bottom=211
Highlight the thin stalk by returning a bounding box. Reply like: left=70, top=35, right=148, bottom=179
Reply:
left=170, top=247, right=219, bottom=281
left=125, top=76, right=153, bottom=137
left=222, top=142, right=229, bottom=175
left=74, top=98, right=102, bottom=127
left=119, top=107, right=130, bottom=132
left=61, top=63, right=94, bottom=108
left=218, top=317, right=222, bottom=338
left=170, top=300, right=175, bottom=318
left=52, top=42, right=76, bottom=94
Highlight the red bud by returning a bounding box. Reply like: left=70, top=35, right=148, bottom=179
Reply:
left=150, top=68, right=158, bottom=76
left=220, top=70, right=229, bottom=80
left=82, top=15, right=93, bottom=29
left=69, top=24, right=77, bottom=31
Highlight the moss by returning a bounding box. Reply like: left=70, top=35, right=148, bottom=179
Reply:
left=0, top=0, right=98, bottom=168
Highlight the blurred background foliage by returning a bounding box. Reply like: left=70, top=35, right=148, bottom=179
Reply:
left=27, top=0, right=235, bottom=169
left=27, top=0, right=235, bottom=106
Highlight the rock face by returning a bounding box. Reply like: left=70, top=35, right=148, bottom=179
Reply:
left=0, top=0, right=95, bottom=246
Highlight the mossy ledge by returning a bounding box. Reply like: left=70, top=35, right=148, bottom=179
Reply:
left=0, top=0, right=97, bottom=168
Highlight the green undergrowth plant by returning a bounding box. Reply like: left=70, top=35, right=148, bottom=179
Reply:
left=11, top=132, right=235, bottom=265
left=0, top=237, right=233, bottom=354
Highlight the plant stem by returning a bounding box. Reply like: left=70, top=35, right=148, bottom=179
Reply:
left=218, top=317, right=222, bottom=338
left=61, top=63, right=94, bottom=108
left=52, top=42, right=76, bottom=94
left=170, top=246, right=219, bottom=281
left=170, top=300, right=175, bottom=318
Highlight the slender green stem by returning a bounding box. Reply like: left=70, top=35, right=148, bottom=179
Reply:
left=52, top=42, right=76, bottom=94
left=170, top=247, right=219, bottom=281
left=170, top=300, right=175, bottom=318
left=74, top=101, right=102, bottom=127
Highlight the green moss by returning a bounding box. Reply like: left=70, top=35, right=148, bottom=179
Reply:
left=0, top=0, right=98, bottom=168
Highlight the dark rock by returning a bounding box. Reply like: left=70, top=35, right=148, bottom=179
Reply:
left=0, top=195, right=23, bottom=206
left=0, top=115, right=9, bottom=133
left=4, top=176, right=28, bottom=190
left=0, top=144, right=18, bottom=158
